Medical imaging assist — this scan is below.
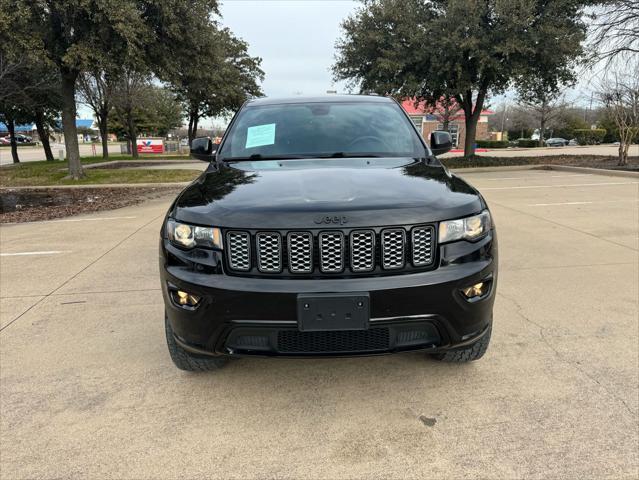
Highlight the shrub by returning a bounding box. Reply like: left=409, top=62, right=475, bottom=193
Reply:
left=0, top=142, right=37, bottom=147
left=516, top=139, right=540, bottom=148
left=475, top=140, right=509, bottom=148
left=574, top=129, right=607, bottom=145
left=507, top=129, right=533, bottom=139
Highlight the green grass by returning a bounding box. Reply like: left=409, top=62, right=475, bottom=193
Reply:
left=0, top=159, right=199, bottom=187
left=0, top=143, right=37, bottom=148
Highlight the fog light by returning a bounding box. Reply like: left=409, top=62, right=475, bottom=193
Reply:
left=462, top=282, right=487, bottom=299
left=171, top=290, right=201, bottom=308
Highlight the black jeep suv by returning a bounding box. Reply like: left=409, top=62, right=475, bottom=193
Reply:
left=160, top=95, right=497, bottom=371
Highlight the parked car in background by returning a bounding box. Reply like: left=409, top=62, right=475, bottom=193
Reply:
left=545, top=137, right=569, bottom=147
left=568, top=139, right=578, bottom=146
left=0, top=137, right=10, bottom=145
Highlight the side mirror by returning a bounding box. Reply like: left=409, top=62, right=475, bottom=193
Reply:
left=190, top=137, right=217, bottom=162
left=430, top=131, right=452, bottom=156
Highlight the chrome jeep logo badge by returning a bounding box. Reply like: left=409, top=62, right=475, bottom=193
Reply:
left=314, top=215, right=348, bottom=225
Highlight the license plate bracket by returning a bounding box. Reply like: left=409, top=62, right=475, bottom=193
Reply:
left=297, top=293, right=370, bottom=331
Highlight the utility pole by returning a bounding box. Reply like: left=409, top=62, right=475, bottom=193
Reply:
left=500, top=103, right=509, bottom=137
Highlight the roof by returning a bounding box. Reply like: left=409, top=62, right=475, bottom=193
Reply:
left=76, top=119, right=95, bottom=129
left=0, top=123, right=35, bottom=133
left=401, top=99, right=494, bottom=117
left=246, top=94, right=393, bottom=107
left=0, top=119, right=95, bottom=133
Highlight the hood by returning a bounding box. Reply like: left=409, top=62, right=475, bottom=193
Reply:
left=172, top=158, right=484, bottom=229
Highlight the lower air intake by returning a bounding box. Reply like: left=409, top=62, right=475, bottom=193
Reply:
left=277, top=328, right=390, bottom=353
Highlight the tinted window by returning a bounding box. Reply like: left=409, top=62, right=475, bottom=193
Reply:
left=218, top=101, right=425, bottom=160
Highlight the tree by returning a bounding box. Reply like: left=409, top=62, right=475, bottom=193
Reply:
left=598, top=62, right=639, bottom=165
left=167, top=25, right=263, bottom=144
left=424, top=95, right=461, bottom=132
left=8, top=0, right=149, bottom=178
left=23, top=60, right=61, bottom=162
left=0, top=49, right=60, bottom=162
left=146, top=87, right=184, bottom=137
left=334, top=0, right=588, bottom=156
left=77, top=69, right=116, bottom=159
left=111, top=69, right=151, bottom=159
left=517, top=80, right=568, bottom=146
left=0, top=106, right=30, bottom=164
left=0, top=51, right=27, bottom=163
left=110, top=84, right=183, bottom=139
left=590, top=0, right=639, bottom=63
left=550, top=110, right=589, bottom=140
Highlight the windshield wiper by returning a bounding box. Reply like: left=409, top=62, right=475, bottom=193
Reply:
left=222, top=154, right=312, bottom=162
left=317, top=152, right=384, bottom=158
left=222, top=152, right=387, bottom=162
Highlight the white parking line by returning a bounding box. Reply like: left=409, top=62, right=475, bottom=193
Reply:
left=470, top=174, right=593, bottom=181
left=0, top=250, right=70, bottom=257
left=2, top=216, right=137, bottom=226
left=549, top=174, right=594, bottom=178
left=529, top=200, right=639, bottom=206
left=483, top=181, right=639, bottom=191
left=470, top=176, right=530, bottom=181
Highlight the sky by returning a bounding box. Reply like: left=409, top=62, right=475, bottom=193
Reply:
left=197, top=0, right=359, bottom=127
left=221, top=0, right=358, bottom=97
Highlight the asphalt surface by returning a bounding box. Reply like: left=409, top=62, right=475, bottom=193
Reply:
left=0, top=169, right=637, bottom=479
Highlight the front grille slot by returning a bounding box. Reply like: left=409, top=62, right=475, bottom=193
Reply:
left=350, top=230, right=375, bottom=272
left=288, top=232, right=313, bottom=273
left=227, top=231, right=251, bottom=271
left=277, top=328, right=390, bottom=353
left=225, top=224, right=436, bottom=276
left=256, top=232, right=282, bottom=273
left=412, top=226, right=434, bottom=266
left=381, top=228, right=406, bottom=269
left=319, top=231, right=344, bottom=273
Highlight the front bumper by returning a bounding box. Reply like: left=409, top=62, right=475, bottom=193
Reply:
left=160, top=231, right=497, bottom=357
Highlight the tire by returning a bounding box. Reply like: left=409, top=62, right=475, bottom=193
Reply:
left=432, top=325, right=492, bottom=363
left=165, top=313, right=228, bottom=371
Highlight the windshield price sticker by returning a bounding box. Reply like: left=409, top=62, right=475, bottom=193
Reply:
left=245, top=123, right=276, bottom=148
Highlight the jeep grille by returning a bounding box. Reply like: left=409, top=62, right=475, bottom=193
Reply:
left=225, top=225, right=436, bottom=277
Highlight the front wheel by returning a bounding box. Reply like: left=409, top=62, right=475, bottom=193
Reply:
left=165, top=312, right=228, bottom=371
left=432, top=325, right=492, bottom=363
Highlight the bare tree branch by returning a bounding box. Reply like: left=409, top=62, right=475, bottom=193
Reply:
left=597, top=59, right=639, bottom=165
left=589, top=1, right=639, bottom=65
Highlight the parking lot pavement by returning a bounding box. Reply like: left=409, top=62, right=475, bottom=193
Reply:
left=0, top=169, right=637, bottom=479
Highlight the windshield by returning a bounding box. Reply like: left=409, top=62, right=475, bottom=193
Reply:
left=218, top=101, right=426, bottom=161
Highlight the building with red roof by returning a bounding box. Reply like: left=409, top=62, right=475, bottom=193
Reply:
left=400, top=99, right=494, bottom=148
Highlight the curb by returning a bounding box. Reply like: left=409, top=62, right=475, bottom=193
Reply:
left=451, top=164, right=639, bottom=177
left=83, top=159, right=192, bottom=169
left=450, top=165, right=536, bottom=173
left=0, top=182, right=192, bottom=191
left=531, top=164, right=639, bottom=178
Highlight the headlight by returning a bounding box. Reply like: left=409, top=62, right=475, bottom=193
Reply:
left=167, top=219, right=223, bottom=249
left=439, top=210, right=492, bottom=244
